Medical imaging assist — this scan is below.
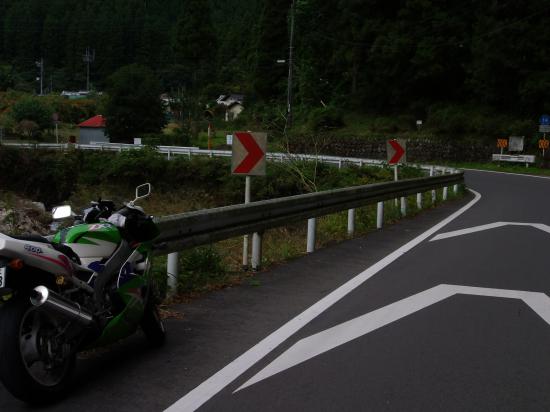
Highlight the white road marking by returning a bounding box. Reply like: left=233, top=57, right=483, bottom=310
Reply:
left=164, top=189, right=481, bottom=412
left=431, top=222, right=550, bottom=241
left=463, top=168, right=550, bottom=180
left=236, top=284, right=550, bottom=391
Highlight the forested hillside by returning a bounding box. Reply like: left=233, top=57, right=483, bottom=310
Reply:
left=0, top=0, right=549, bottom=117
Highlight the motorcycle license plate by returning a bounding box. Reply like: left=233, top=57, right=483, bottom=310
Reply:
left=0, top=266, right=6, bottom=288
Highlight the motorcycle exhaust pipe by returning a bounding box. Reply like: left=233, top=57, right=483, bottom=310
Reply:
left=30, top=285, right=94, bottom=326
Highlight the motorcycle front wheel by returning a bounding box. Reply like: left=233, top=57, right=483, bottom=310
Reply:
left=0, top=296, right=75, bottom=404
left=141, top=298, right=166, bottom=347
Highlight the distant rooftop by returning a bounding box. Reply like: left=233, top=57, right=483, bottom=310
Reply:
left=78, top=115, right=106, bottom=128
left=216, top=94, right=244, bottom=106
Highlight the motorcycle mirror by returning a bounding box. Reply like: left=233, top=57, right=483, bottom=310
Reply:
left=133, top=183, right=151, bottom=203
left=52, top=205, right=72, bottom=220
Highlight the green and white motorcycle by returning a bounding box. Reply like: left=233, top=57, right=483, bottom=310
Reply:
left=0, top=183, right=165, bottom=404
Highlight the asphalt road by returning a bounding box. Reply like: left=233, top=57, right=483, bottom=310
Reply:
left=2, top=169, right=550, bottom=411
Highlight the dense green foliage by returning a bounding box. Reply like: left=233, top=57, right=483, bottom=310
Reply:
left=105, top=64, right=166, bottom=142
left=10, top=96, right=53, bottom=130
left=0, top=0, right=548, bottom=121
left=0, top=147, right=423, bottom=206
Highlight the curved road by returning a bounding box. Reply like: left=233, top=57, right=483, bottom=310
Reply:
left=2, top=170, right=550, bottom=411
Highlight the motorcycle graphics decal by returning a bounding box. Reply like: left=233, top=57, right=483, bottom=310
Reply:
left=89, top=223, right=112, bottom=231
left=31, top=253, right=73, bottom=275
left=24, top=244, right=43, bottom=254
left=61, top=223, right=121, bottom=245
left=87, top=261, right=105, bottom=273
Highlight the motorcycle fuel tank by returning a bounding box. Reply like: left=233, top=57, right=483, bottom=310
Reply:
left=53, top=223, right=121, bottom=266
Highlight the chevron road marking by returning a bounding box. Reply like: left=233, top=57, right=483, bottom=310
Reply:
left=236, top=284, right=550, bottom=392
left=430, top=222, right=550, bottom=242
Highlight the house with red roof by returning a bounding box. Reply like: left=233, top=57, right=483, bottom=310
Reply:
left=77, top=115, right=109, bottom=144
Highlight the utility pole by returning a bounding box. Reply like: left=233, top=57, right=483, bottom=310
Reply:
left=285, top=0, right=296, bottom=132
left=35, top=58, right=44, bottom=95
left=83, top=47, right=95, bottom=91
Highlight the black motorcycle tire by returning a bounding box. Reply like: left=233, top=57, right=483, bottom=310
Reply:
left=0, top=296, right=75, bottom=404
left=140, top=298, right=166, bottom=347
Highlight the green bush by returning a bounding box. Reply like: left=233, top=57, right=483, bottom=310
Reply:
left=177, top=246, right=227, bottom=292
left=140, top=128, right=191, bottom=147
left=0, top=147, right=78, bottom=206
left=10, top=96, right=53, bottom=131
left=0, top=145, right=424, bottom=207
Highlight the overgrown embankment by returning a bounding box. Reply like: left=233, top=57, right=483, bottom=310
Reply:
left=0, top=146, right=424, bottom=208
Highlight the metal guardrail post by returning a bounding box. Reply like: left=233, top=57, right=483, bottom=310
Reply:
left=400, top=197, right=407, bottom=216
left=376, top=202, right=383, bottom=229
left=167, top=252, right=179, bottom=294
left=442, top=169, right=448, bottom=200
left=453, top=184, right=458, bottom=194
left=242, top=176, right=251, bottom=270
left=251, top=232, right=262, bottom=271
left=416, top=192, right=422, bottom=209
left=307, top=218, right=316, bottom=253
left=430, top=166, right=436, bottom=204
left=347, top=209, right=355, bottom=237
left=394, top=165, right=399, bottom=207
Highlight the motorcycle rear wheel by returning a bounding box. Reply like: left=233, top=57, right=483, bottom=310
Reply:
left=0, top=296, right=76, bottom=404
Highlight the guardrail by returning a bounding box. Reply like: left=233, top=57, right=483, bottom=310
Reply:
left=492, top=154, right=535, bottom=166
left=153, top=172, right=464, bottom=290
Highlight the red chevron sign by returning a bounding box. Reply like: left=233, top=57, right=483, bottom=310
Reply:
left=232, top=132, right=267, bottom=175
left=387, top=139, right=406, bottom=164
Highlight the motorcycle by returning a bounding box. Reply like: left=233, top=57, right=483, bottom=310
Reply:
left=0, top=183, right=165, bottom=404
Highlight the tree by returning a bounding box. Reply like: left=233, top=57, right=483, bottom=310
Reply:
left=252, top=0, right=290, bottom=101
left=10, top=96, right=53, bottom=131
left=105, top=64, right=166, bottom=143
left=173, top=0, right=217, bottom=92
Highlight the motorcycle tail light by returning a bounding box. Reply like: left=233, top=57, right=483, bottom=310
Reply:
left=9, top=259, right=23, bottom=270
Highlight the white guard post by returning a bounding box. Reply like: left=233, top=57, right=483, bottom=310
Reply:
left=307, top=218, right=316, bottom=253
left=347, top=209, right=355, bottom=237
left=167, top=252, right=179, bottom=294
left=376, top=202, right=384, bottom=229
left=251, top=232, right=262, bottom=271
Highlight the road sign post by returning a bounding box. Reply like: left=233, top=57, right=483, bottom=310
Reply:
left=497, top=138, right=508, bottom=156
left=539, top=135, right=549, bottom=157
left=232, top=132, right=267, bottom=270
left=242, top=176, right=251, bottom=270
left=387, top=139, right=406, bottom=214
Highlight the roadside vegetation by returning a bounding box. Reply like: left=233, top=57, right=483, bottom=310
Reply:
left=0, top=146, right=465, bottom=299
